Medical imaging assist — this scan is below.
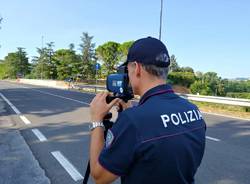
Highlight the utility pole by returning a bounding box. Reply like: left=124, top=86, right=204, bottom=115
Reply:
left=159, top=0, right=163, bottom=40
left=0, top=16, right=3, bottom=48
left=41, top=36, right=44, bottom=79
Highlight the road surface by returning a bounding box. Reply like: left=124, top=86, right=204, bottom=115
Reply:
left=0, top=81, right=249, bottom=184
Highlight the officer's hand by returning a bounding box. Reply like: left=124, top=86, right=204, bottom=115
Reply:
left=90, top=92, right=120, bottom=122
left=116, top=100, right=132, bottom=111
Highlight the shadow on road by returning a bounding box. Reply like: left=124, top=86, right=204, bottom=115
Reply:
left=195, top=115, right=250, bottom=184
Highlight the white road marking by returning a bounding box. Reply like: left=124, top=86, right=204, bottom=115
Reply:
left=32, top=129, right=47, bottom=142
left=51, top=151, right=84, bottom=181
left=206, top=136, right=221, bottom=142
left=0, top=92, right=33, bottom=125
left=20, top=115, right=31, bottom=125
left=31, top=89, right=90, bottom=105
left=0, top=93, right=21, bottom=114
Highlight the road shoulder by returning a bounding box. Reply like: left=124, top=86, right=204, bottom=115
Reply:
left=0, top=97, right=51, bottom=184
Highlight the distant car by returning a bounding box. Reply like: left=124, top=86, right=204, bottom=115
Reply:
left=64, top=77, right=73, bottom=82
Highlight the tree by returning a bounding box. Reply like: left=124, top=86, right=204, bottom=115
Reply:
left=46, top=42, right=57, bottom=79
left=202, top=72, right=221, bottom=95
left=180, top=67, right=194, bottom=73
left=169, top=55, right=180, bottom=72
left=118, top=41, right=134, bottom=64
left=0, top=16, right=2, bottom=29
left=195, top=71, right=203, bottom=80
left=3, top=48, right=30, bottom=78
left=168, top=72, right=196, bottom=87
left=0, top=60, right=8, bottom=79
left=69, top=43, right=75, bottom=51
left=31, top=42, right=56, bottom=79
left=53, top=49, right=81, bottom=80
left=190, top=72, right=225, bottom=96
left=96, top=41, right=120, bottom=77
left=79, top=32, right=96, bottom=79
left=190, top=80, right=212, bottom=95
left=0, top=16, right=2, bottom=48
left=30, top=48, right=46, bottom=79
left=17, top=47, right=30, bottom=76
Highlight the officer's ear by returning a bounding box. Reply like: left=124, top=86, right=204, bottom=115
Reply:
left=134, top=61, right=142, bottom=77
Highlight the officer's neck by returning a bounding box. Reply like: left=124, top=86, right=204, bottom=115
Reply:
left=139, top=78, right=166, bottom=97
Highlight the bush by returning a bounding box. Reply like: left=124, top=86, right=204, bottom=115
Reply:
left=190, top=81, right=212, bottom=95
left=168, top=72, right=196, bottom=87
left=226, top=92, right=250, bottom=99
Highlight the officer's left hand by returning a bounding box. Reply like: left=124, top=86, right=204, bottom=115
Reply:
left=115, top=99, right=132, bottom=112
left=90, top=92, right=120, bottom=122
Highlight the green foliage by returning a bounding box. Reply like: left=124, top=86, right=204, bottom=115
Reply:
left=180, top=67, right=194, bottom=73
left=168, top=72, right=196, bottom=87
left=79, top=32, right=96, bottom=80
left=224, top=80, right=250, bottom=93
left=2, top=48, right=30, bottom=78
left=168, top=56, right=195, bottom=88
left=190, top=72, right=225, bottom=96
left=190, top=80, right=212, bottom=95
left=226, top=92, right=250, bottom=99
left=202, top=72, right=220, bottom=94
left=191, top=100, right=250, bottom=113
left=169, top=55, right=179, bottom=72
left=96, top=41, right=120, bottom=77
left=118, top=41, right=134, bottom=63
left=0, top=61, right=8, bottom=79
left=53, top=49, right=81, bottom=80
left=31, top=42, right=56, bottom=79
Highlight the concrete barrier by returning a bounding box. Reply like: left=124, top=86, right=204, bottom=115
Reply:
left=18, top=79, right=69, bottom=89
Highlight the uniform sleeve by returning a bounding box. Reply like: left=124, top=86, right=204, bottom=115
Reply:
left=99, top=113, right=138, bottom=176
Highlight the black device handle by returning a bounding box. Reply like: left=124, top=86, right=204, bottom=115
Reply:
left=82, top=162, right=90, bottom=184
left=82, top=114, right=114, bottom=184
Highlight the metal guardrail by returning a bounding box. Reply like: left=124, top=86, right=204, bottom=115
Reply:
left=73, top=84, right=106, bottom=90
left=75, top=84, right=250, bottom=107
left=178, top=93, right=250, bottom=107
left=13, top=79, right=250, bottom=107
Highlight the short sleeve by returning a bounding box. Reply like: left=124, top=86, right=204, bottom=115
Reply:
left=99, top=113, right=138, bottom=176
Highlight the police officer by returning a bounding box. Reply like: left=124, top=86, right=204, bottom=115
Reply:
left=89, top=37, right=206, bottom=184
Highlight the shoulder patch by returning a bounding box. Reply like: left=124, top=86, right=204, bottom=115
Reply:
left=105, top=129, right=114, bottom=148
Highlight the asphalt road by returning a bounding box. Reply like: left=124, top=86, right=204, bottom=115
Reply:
left=0, top=81, right=249, bottom=184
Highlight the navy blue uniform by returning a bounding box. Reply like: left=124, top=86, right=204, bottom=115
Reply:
left=99, top=84, right=206, bottom=184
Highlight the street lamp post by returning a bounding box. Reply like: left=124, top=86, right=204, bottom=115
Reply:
left=41, top=36, right=44, bottom=79
left=159, top=0, right=163, bottom=40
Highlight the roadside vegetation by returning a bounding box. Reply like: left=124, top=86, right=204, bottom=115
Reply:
left=191, top=101, right=250, bottom=119
left=0, top=28, right=249, bottom=118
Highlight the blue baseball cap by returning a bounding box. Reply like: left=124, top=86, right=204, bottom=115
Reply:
left=122, top=37, right=170, bottom=67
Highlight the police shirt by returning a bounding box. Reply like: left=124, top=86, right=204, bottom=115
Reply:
left=99, top=84, right=206, bottom=184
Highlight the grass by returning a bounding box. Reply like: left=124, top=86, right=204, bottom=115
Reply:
left=191, top=100, right=250, bottom=119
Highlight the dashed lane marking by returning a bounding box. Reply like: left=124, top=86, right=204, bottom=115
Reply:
left=32, top=129, right=47, bottom=142
left=0, top=92, right=21, bottom=114
left=206, top=136, right=221, bottom=142
left=30, top=89, right=90, bottom=105
left=51, top=151, right=84, bottom=181
left=20, top=115, right=31, bottom=124
left=0, top=92, right=32, bottom=125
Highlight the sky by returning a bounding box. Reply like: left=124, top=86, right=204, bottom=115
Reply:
left=0, top=0, right=249, bottom=79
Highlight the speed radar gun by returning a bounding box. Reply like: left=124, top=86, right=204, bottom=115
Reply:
left=106, top=65, right=134, bottom=104
left=82, top=65, right=134, bottom=184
